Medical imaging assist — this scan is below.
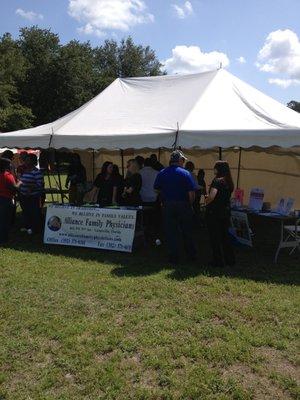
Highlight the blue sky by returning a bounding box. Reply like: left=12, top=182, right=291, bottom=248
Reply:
left=1, top=0, right=300, bottom=104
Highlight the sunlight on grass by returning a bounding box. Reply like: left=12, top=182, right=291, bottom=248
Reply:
left=0, top=232, right=299, bottom=399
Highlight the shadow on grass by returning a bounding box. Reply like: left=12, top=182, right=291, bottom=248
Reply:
left=4, top=223, right=300, bottom=286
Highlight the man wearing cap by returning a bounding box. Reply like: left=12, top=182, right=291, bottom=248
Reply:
left=154, top=150, right=197, bottom=264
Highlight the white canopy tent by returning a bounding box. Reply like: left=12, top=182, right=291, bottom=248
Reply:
left=1, top=69, right=300, bottom=150
left=1, top=69, right=300, bottom=208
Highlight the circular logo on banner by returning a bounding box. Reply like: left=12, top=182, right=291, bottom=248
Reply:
left=47, top=216, right=62, bottom=232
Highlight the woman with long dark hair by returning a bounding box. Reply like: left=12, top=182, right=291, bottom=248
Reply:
left=93, top=161, right=118, bottom=207
left=205, top=161, right=235, bottom=268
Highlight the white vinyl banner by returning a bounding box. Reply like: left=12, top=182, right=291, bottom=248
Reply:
left=44, top=205, right=137, bottom=253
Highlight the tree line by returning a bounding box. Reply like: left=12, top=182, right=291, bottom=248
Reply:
left=0, top=27, right=163, bottom=132
left=0, top=26, right=299, bottom=133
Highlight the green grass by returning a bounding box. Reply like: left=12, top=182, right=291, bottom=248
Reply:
left=0, top=217, right=299, bottom=399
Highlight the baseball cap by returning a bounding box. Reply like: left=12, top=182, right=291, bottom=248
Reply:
left=170, top=150, right=187, bottom=163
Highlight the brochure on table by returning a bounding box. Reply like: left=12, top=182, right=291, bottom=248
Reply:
left=44, top=204, right=137, bottom=252
left=275, top=197, right=295, bottom=216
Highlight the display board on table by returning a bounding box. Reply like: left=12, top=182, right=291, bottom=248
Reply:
left=231, top=210, right=253, bottom=247
left=44, top=205, right=137, bottom=253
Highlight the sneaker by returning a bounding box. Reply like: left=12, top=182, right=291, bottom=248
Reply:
left=27, top=229, right=33, bottom=235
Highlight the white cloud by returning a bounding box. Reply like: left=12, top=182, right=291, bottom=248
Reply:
left=68, top=0, right=154, bottom=37
left=257, top=29, right=300, bottom=87
left=16, top=8, right=44, bottom=21
left=268, top=78, right=300, bottom=88
left=163, top=45, right=229, bottom=75
left=237, top=56, right=246, bottom=64
left=172, top=1, right=193, bottom=19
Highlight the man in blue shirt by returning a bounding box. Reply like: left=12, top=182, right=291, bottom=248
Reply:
left=154, top=150, right=197, bottom=264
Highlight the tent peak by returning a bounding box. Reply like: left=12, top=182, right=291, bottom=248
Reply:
left=119, top=69, right=221, bottom=83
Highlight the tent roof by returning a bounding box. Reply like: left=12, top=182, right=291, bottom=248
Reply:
left=1, top=69, right=300, bottom=150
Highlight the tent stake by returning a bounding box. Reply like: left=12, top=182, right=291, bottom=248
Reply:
left=237, top=147, right=242, bottom=188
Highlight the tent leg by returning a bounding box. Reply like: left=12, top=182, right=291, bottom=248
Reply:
left=218, top=147, right=223, bottom=160
left=55, top=151, right=64, bottom=204
left=237, top=147, right=242, bottom=188
left=92, top=150, right=95, bottom=181
left=120, top=150, right=125, bottom=177
left=46, top=151, right=55, bottom=203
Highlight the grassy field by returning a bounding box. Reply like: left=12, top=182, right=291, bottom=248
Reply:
left=0, top=216, right=299, bottom=399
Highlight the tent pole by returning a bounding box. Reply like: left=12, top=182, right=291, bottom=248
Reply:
left=218, top=147, right=222, bottom=160
left=55, top=150, right=64, bottom=204
left=120, top=150, right=125, bottom=177
left=173, top=122, right=179, bottom=149
left=46, top=150, right=54, bottom=203
left=237, top=147, right=242, bottom=188
left=92, top=150, right=95, bottom=181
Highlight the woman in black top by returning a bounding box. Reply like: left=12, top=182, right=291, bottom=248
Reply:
left=122, top=160, right=142, bottom=206
left=205, top=161, right=235, bottom=268
left=93, top=161, right=118, bottom=207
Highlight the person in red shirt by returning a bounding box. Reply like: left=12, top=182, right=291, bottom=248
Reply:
left=0, top=158, right=19, bottom=244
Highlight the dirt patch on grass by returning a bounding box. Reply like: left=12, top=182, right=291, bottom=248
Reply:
left=255, top=346, right=300, bottom=382
left=222, top=363, right=292, bottom=399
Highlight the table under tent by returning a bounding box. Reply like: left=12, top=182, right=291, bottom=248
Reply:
left=1, top=69, right=300, bottom=208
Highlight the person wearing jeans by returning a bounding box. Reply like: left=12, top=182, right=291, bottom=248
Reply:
left=154, top=150, right=197, bottom=264
left=19, top=154, right=44, bottom=234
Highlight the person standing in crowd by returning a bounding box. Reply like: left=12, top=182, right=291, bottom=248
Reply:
left=185, top=161, right=198, bottom=187
left=93, top=161, right=118, bottom=207
left=154, top=150, right=197, bottom=264
left=135, top=155, right=145, bottom=170
left=140, top=158, right=159, bottom=205
left=19, top=154, right=44, bottom=235
left=140, top=158, right=160, bottom=240
left=0, top=158, right=20, bottom=244
left=185, top=161, right=202, bottom=220
left=150, top=154, right=164, bottom=171
left=1, top=150, right=16, bottom=176
left=112, top=164, right=124, bottom=204
left=1, top=150, right=14, bottom=162
left=122, top=159, right=142, bottom=206
left=16, top=151, right=28, bottom=178
left=197, top=169, right=207, bottom=199
left=66, top=154, right=87, bottom=205
left=194, top=168, right=207, bottom=224
left=205, top=161, right=235, bottom=268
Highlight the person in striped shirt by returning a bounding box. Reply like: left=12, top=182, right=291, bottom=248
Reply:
left=19, top=154, right=44, bottom=234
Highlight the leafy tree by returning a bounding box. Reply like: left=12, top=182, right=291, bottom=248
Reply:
left=94, top=37, right=164, bottom=91
left=18, top=26, right=60, bottom=125
left=287, top=100, right=300, bottom=113
left=48, top=40, right=98, bottom=120
left=0, top=33, right=34, bottom=131
left=0, top=104, right=34, bottom=132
